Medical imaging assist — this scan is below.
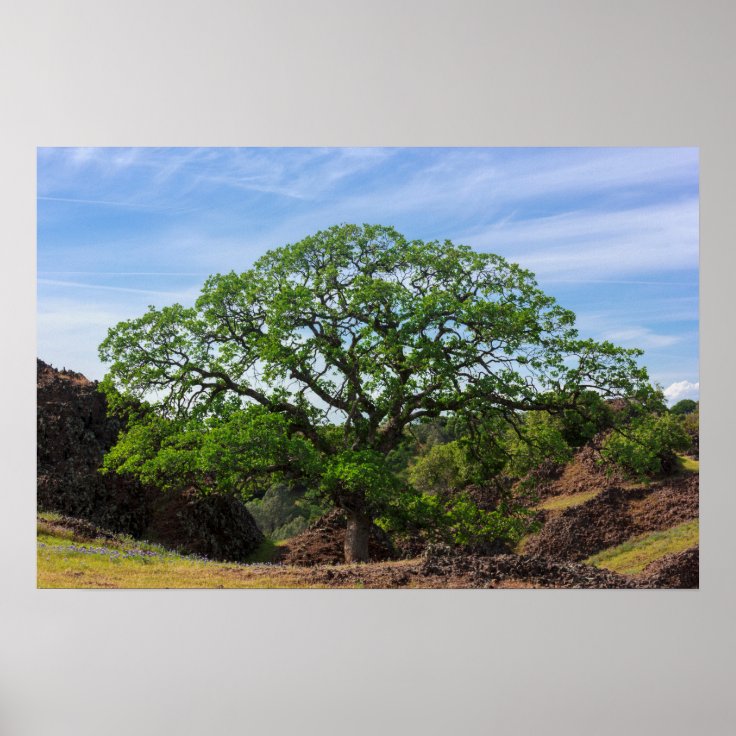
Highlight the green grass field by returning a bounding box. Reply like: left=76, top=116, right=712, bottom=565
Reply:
left=585, top=519, right=699, bottom=576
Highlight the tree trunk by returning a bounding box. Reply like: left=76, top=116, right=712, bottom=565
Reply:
left=344, top=511, right=371, bottom=563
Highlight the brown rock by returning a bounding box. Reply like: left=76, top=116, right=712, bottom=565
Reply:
left=37, top=359, right=263, bottom=561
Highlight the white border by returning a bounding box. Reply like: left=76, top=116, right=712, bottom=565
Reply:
left=2, top=2, right=734, bottom=734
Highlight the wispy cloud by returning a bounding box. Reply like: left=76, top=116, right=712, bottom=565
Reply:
left=38, top=271, right=207, bottom=277
left=37, top=147, right=699, bottom=383
left=602, top=327, right=681, bottom=350
left=38, top=195, right=163, bottom=209
left=466, top=199, right=698, bottom=279
left=38, top=278, right=195, bottom=298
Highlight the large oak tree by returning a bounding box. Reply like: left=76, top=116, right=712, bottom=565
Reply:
left=99, top=224, right=649, bottom=561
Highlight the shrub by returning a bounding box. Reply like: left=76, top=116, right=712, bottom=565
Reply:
left=600, top=413, right=691, bottom=478
left=377, top=486, right=533, bottom=550
left=439, top=492, right=533, bottom=548
left=682, top=408, right=699, bottom=457
left=506, top=411, right=573, bottom=478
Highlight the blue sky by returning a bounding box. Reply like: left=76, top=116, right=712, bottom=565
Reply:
left=37, top=147, right=699, bottom=403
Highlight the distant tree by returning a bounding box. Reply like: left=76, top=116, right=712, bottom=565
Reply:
left=682, top=407, right=699, bottom=457
left=670, top=398, right=698, bottom=416
left=407, top=441, right=481, bottom=495
left=99, top=224, right=650, bottom=562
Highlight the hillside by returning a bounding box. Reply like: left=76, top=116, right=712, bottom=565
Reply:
left=37, top=359, right=264, bottom=561
left=37, top=360, right=699, bottom=589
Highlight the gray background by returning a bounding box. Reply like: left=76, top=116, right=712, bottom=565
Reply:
left=1, top=1, right=734, bottom=734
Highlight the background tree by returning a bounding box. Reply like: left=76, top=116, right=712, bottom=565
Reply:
left=99, top=224, right=650, bottom=562
left=670, top=398, right=698, bottom=416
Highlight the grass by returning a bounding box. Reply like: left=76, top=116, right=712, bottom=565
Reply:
left=535, top=489, right=599, bottom=512
left=37, top=515, right=318, bottom=589
left=585, top=519, right=699, bottom=576
left=678, top=455, right=700, bottom=473
left=243, top=537, right=288, bottom=563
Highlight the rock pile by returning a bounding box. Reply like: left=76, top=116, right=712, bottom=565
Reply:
left=37, top=359, right=152, bottom=534
left=533, top=444, right=623, bottom=499
left=280, top=509, right=394, bottom=566
left=524, top=486, right=637, bottom=562
left=629, top=475, right=699, bottom=531
left=37, top=359, right=263, bottom=561
left=419, top=544, right=640, bottom=588
left=641, top=546, right=699, bottom=589
left=524, top=475, right=699, bottom=563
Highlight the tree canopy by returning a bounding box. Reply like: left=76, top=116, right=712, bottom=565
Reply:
left=99, top=223, right=652, bottom=561
left=670, top=398, right=698, bottom=416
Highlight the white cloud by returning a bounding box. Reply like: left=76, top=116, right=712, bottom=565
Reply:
left=663, top=380, right=699, bottom=404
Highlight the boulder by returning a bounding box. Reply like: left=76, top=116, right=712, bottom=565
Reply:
left=36, top=359, right=263, bottom=561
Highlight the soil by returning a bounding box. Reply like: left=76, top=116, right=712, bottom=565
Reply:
left=279, top=510, right=395, bottom=566
left=533, top=445, right=623, bottom=499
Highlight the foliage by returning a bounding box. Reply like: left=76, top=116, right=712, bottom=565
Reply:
left=439, top=492, right=532, bottom=547
left=375, top=486, right=533, bottom=549
left=101, top=405, right=321, bottom=497
left=681, top=407, right=699, bottom=455
left=670, top=398, right=698, bottom=416
left=320, top=449, right=405, bottom=516
left=505, top=410, right=573, bottom=478
left=99, top=224, right=651, bottom=556
left=600, top=413, right=691, bottom=478
left=407, top=440, right=482, bottom=494
left=556, top=390, right=614, bottom=447
left=246, top=482, right=326, bottom=540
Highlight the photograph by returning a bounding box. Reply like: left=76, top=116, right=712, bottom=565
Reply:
left=37, top=146, right=699, bottom=589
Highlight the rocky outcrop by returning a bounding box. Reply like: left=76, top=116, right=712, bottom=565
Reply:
left=36, top=359, right=263, bottom=561
left=524, top=475, right=699, bottom=563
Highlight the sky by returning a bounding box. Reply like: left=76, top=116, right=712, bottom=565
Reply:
left=37, top=147, right=699, bottom=404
